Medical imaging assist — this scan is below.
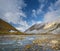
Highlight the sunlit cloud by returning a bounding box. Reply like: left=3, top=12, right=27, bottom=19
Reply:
left=44, top=0, right=60, bottom=23
left=0, top=0, right=30, bottom=32
left=0, top=0, right=60, bottom=31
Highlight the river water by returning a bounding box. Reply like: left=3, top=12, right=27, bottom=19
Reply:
left=0, top=35, right=60, bottom=51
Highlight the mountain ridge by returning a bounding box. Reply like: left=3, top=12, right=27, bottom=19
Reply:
left=25, top=22, right=60, bottom=34
left=0, top=19, right=24, bottom=35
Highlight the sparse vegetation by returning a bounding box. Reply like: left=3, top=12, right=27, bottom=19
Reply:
left=0, top=19, right=26, bottom=35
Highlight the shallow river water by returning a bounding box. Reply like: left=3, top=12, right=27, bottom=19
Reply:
left=0, top=35, right=60, bottom=51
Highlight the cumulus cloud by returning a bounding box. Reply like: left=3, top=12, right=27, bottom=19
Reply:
left=16, top=20, right=30, bottom=32
left=32, top=0, right=60, bottom=23
left=0, top=0, right=29, bottom=31
left=31, top=0, right=60, bottom=30
left=44, top=0, right=60, bottom=23
left=0, top=0, right=26, bottom=23
left=44, top=10, right=60, bottom=23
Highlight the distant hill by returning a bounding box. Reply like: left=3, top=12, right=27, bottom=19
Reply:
left=25, top=22, right=60, bottom=34
left=0, top=19, right=23, bottom=35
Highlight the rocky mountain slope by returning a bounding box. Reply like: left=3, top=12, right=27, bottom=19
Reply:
left=25, top=22, right=60, bottom=34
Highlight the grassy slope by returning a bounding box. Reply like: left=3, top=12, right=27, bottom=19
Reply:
left=0, top=19, right=25, bottom=35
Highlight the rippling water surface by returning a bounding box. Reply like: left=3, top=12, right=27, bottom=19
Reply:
left=0, top=35, right=60, bottom=51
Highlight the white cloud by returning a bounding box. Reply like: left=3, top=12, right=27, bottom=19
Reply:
left=31, top=20, right=42, bottom=25
left=0, top=0, right=26, bottom=23
left=32, top=5, right=44, bottom=18
left=16, top=26, right=29, bottom=32
left=37, top=4, right=44, bottom=14
left=32, top=0, right=44, bottom=18
left=32, top=0, right=60, bottom=24
left=16, top=20, right=30, bottom=32
left=44, top=0, right=60, bottom=23
left=44, top=10, right=60, bottom=23
left=0, top=0, right=30, bottom=31
left=32, top=9, right=37, bottom=17
left=49, top=0, right=60, bottom=11
left=36, top=0, right=45, bottom=15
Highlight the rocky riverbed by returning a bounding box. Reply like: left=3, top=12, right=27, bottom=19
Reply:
left=0, top=34, right=60, bottom=51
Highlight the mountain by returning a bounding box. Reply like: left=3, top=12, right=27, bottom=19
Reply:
left=0, top=19, right=23, bottom=34
left=0, top=19, right=17, bottom=31
left=25, top=22, right=60, bottom=34
left=25, top=23, right=45, bottom=34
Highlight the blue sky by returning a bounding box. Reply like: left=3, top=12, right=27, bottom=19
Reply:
left=0, top=0, right=60, bottom=31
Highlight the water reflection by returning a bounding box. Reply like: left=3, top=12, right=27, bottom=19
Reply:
left=0, top=35, right=60, bottom=51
